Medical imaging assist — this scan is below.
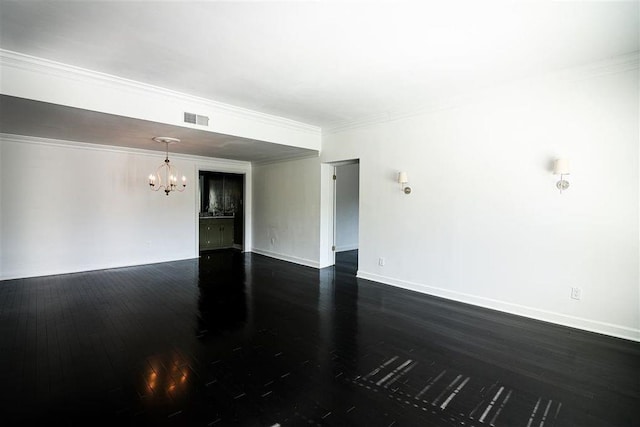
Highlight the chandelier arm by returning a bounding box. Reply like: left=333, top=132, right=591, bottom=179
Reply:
left=148, top=137, right=185, bottom=195
left=157, top=163, right=166, bottom=189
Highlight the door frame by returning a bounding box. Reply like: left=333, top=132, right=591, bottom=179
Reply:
left=195, top=163, right=251, bottom=256
left=320, top=159, right=360, bottom=268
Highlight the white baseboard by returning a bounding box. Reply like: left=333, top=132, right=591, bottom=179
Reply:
left=336, top=244, right=358, bottom=252
left=250, top=248, right=319, bottom=268
left=0, top=256, right=197, bottom=281
left=357, top=270, right=640, bottom=342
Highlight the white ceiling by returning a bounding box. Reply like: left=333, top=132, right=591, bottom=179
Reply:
left=0, top=1, right=638, bottom=158
left=0, top=95, right=316, bottom=163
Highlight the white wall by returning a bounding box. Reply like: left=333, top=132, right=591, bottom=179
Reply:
left=252, top=156, right=321, bottom=267
left=0, top=134, right=252, bottom=280
left=335, top=163, right=359, bottom=251
left=321, top=59, right=639, bottom=340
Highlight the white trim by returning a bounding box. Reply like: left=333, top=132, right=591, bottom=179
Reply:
left=326, top=52, right=640, bottom=134
left=0, top=49, right=321, bottom=136
left=251, top=151, right=320, bottom=166
left=251, top=248, right=319, bottom=269
left=0, top=257, right=197, bottom=282
left=195, top=163, right=252, bottom=255
left=356, top=270, right=640, bottom=342
left=318, top=163, right=337, bottom=269
left=0, top=133, right=251, bottom=167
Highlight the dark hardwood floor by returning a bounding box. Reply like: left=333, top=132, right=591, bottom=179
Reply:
left=0, top=250, right=638, bottom=426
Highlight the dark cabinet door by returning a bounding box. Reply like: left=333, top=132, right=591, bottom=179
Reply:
left=221, top=222, right=234, bottom=247
left=200, top=219, right=234, bottom=251
left=199, top=221, right=215, bottom=250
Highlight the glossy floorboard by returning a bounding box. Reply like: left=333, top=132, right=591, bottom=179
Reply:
left=0, top=250, right=638, bottom=426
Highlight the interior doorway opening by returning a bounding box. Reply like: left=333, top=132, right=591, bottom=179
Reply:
left=198, top=170, right=245, bottom=253
left=322, top=159, right=360, bottom=269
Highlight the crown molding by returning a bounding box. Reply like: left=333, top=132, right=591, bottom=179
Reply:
left=0, top=132, right=252, bottom=167
left=2, top=48, right=635, bottom=138
left=0, top=49, right=321, bottom=136
left=325, top=52, right=640, bottom=134
left=251, top=151, right=320, bottom=167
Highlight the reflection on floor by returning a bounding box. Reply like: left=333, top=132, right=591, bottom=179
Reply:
left=0, top=250, right=638, bottom=426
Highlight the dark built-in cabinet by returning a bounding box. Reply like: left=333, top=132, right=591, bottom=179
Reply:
left=199, top=172, right=244, bottom=251
left=199, top=218, right=234, bottom=250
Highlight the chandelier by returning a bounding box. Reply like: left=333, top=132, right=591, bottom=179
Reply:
left=148, top=137, right=186, bottom=195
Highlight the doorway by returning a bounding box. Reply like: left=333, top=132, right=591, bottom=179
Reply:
left=322, top=160, right=360, bottom=269
left=198, top=171, right=245, bottom=253
left=335, top=162, right=359, bottom=252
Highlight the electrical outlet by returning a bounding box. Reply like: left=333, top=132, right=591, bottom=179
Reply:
left=270, top=237, right=275, bottom=245
left=571, top=287, right=582, bottom=300
left=378, top=257, right=385, bottom=266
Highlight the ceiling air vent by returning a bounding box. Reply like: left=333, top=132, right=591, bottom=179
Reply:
left=184, top=112, right=209, bottom=126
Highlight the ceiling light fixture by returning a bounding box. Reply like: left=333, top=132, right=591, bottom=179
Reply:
left=148, top=137, right=186, bottom=195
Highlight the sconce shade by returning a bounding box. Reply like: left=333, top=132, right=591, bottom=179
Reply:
left=398, top=171, right=409, bottom=184
left=553, top=159, right=570, bottom=175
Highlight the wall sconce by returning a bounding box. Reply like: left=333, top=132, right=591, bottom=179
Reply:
left=553, top=159, right=570, bottom=193
left=398, top=171, right=411, bottom=194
